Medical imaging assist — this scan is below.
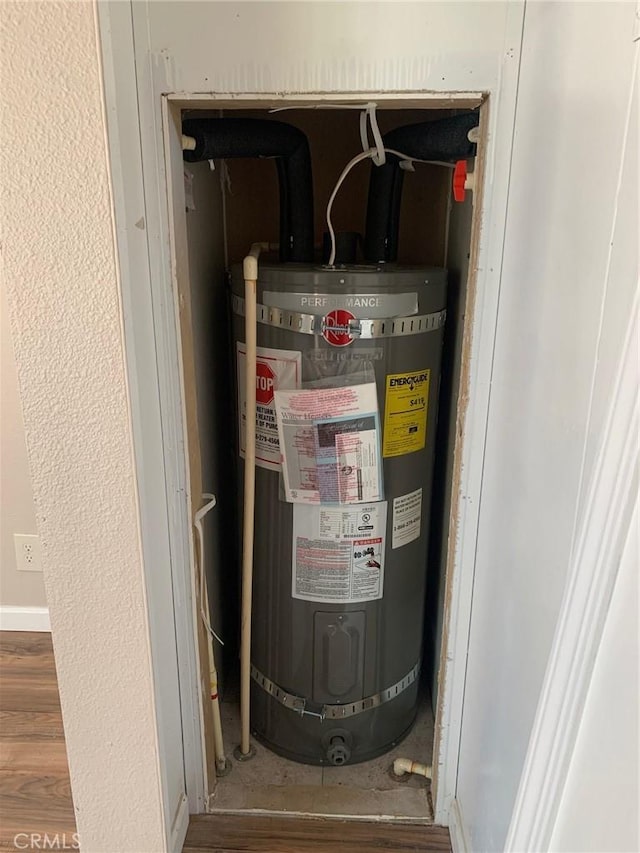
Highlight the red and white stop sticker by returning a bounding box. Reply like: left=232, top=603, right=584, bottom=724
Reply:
left=255, top=361, right=275, bottom=405
left=322, top=309, right=356, bottom=347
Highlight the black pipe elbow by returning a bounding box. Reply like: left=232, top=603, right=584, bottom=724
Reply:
left=364, top=112, right=479, bottom=264
left=182, top=118, right=314, bottom=264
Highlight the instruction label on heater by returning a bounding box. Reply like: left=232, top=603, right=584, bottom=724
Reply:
left=383, top=369, right=430, bottom=458
left=237, top=344, right=301, bottom=471
left=292, top=502, right=387, bottom=603
left=392, top=488, right=422, bottom=549
left=275, top=382, right=382, bottom=504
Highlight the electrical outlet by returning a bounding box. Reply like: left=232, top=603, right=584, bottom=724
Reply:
left=13, top=534, right=42, bottom=573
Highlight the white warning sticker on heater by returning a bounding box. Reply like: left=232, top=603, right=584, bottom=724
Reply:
left=392, top=488, right=422, bottom=549
left=237, top=344, right=301, bottom=471
left=292, top=502, right=387, bottom=603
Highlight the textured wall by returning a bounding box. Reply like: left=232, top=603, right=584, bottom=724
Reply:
left=1, top=286, right=45, bottom=607
left=0, top=3, right=166, bottom=850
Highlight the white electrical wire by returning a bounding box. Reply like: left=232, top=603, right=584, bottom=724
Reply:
left=325, top=146, right=456, bottom=267
left=360, top=103, right=385, bottom=166
left=271, top=101, right=461, bottom=267
left=194, top=492, right=224, bottom=645
left=387, top=148, right=457, bottom=170
left=269, top=102, right=378, bottom=113
left=326, top=149, right=376, bottom=267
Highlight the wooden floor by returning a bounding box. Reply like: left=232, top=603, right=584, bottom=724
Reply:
left=0, top=632, right=451, bottom=852
left=184, top=814, right=451, bottom=852
left=0, top=632, right=76, bottom=851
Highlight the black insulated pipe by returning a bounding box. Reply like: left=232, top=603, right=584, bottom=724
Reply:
left=182, top=118, right=314, bottom=263
left=364, top=112, right=479, bottom=263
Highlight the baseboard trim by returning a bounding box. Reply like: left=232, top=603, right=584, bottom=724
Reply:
left=449, top=798, right=470, bottom=853
left=170, top=793, right=190, bottom=853
left=0, top=606, right=51, bottom=632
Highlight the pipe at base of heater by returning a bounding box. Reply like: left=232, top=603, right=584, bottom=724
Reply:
left=392, top=757, right=432, bottom=780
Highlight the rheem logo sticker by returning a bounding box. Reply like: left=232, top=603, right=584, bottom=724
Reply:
left=322, top=309, right=356, bottom=347
left=256, top=361, right=275, bottom=405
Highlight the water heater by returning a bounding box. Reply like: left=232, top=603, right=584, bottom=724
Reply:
left=232, top=263, right=446, bottom=766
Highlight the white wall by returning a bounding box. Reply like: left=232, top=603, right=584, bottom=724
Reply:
left=1, top=2, right=172, bottom=849
left=455, top=4, right=639, bottom=850
left=549, top=496, right=639, bottom=853
left=0, top=287, right=45, bottom=608
left=134, top=1, right=516, bottom=95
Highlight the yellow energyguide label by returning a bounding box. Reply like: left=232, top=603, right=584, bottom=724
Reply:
left=383, top=369, right=430, bottom=458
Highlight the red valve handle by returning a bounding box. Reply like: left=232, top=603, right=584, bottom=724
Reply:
left=453, top=160, right=467, bottom=203
left=453, top=160, right=467, bottom=201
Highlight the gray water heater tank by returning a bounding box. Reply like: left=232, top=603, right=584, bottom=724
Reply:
left=232, top=264, right=446, bottom=766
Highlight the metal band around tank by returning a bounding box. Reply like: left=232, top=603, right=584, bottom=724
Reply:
left=232, top=294, right=445, bottom=339
left=251, top=661, right=420, bottom=721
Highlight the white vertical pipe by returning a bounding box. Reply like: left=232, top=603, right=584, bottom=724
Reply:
left=239, top=242, right=269, bottom=756
left=194, top=494, right=228, bottom=772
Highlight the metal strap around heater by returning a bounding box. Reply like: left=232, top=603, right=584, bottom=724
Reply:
left=232, top=294, right=445, bottom=339
left=251, top=661, right=420, bottom=721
